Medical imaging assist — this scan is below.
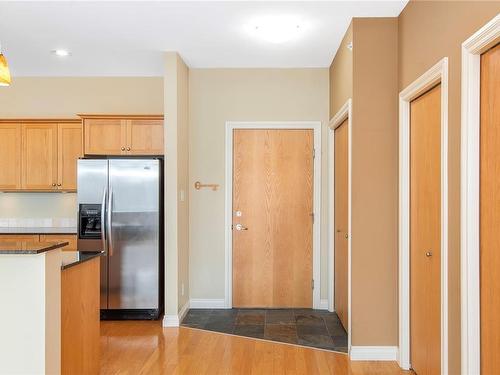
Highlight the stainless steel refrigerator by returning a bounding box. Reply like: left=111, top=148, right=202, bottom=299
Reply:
left=77, top=158, right=163, bottom=320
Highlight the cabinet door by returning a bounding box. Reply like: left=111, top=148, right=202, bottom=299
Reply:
left=58, top=123, right=83, bottom=190
left=84, top=119, right=127, bottom=155
left=126, top=119, right=164, bottom=155
left=40, top=234, right=77, bottom=251
left=22, top=124, right=58, bottom=190
left=0, top=124, right=22, bottom=190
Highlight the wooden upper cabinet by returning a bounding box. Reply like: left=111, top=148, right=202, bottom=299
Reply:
left=58, top=123, right=83, bottom=190
left=81, top=115, right=164, bottom=156
left=127, top=119, right=164, bottom=155
left=0, top=123, right=22, bottom=190
left=84, top=119, right=127, bottom=155
left=0, top=119, right=82, bottom=192
left=22, top=123, right=58, bottom=190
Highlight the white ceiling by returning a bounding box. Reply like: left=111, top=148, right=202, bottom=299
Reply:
left=0, top=1, right=408, bottom=76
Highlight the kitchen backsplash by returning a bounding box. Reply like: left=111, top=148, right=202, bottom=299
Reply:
left=0, top=193, right=77, bottom=222
left=0, top=217, right=77, bottom=228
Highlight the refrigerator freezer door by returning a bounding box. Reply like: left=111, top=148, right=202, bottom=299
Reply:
left=108, top=159, right=160, bottom=309
left=77, top=159, right=109, bottom=309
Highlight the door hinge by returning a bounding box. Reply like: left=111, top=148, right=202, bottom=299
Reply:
left=311, top=279, right=315, bottom=290
left=310, top=212, right=314, bottom=223
left=313, top=148, right=316, bottom=159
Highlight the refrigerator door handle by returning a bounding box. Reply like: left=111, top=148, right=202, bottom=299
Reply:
left=101, top=186, right=108, bottom=254
left=107, top=185, right=114, bottom=256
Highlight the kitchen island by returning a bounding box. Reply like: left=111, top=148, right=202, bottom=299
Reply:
left=0, top=241, right=102, bottom=375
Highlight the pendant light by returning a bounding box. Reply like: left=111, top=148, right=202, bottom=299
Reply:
left=0, top=43, right=12, bottom=87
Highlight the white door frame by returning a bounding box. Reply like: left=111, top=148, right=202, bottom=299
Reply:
left=328, top=99, right=352, bottom=352
left=224, top=121, right=322, bottom=309
left=461, top=15, right=500, bottom=375
left=398, top=58, right=449, bottom=373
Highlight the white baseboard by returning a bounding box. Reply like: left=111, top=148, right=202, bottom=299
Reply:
left=162, top=300, right=190, bottom=328
left=350, top=346, right=398, bottom=361
left=162, top=314, right=180, bottom=327
left=319, top=299, right=329, bottom=310
left=190, top=298, right=226, bottom=309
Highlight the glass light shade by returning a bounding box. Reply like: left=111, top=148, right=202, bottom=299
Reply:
left=0, top=53, right=12, bottom=86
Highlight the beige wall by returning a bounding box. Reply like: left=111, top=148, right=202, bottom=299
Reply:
left=189, top=68, right=329, bottom=301
left=0, top=77, right=163, bottom=118
left=0, top=76, right=164, bottom=220
left=329, top=18, right=399, bottom=347
left=351, top=18, right=399, bottom=346
left=164, top=52, right=190, bottom=316
left=399, top=2, right=500, bottom=372
left=329, top=23, right=353, bottom=118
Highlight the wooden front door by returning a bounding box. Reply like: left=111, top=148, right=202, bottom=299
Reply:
left=232, top=129, right=314, bottom=308
left=334, top=120, right=349, bottom=331
left=480, top=42, right=500, bottom=375
left=410, top=84, right=441, bottom=375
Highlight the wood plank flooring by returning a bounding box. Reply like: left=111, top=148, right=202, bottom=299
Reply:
left=101, top=321, right=411, bottom=375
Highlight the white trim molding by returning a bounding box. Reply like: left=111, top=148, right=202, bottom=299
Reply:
left=398, top=58, right=449, bottom=373
left=163, top=314, right=180, bottom=327
left=327, top=99, right=352, bottom=355
left=319, top=299, right=329, bottom=310
left=162, top=300, right=190, bottom=327
left=224, top=121, right=322, bottom=309
left=350, top=346, right=398, bottom=361
left=190, top=299, right=226, bottom=309
left=461, top=15, right=500, bottom=375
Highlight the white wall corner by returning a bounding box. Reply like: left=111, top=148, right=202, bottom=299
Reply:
left=179, top=300, right=190, bottom=322
left=350, top=346, right=399, bottom=361
left=190, top=298, right=227, bottom=309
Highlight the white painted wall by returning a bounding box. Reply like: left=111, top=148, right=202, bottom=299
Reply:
left=0, top=250, right=61, bottom=374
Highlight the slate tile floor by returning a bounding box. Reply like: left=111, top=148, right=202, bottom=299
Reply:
left=181, top=308, right=348, bottom=353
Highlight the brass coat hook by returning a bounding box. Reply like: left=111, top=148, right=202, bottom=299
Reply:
left=194, top=181, right=219, bottom=191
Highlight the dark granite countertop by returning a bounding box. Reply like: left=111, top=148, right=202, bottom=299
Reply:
left=61, top=251, right=103, bottom=270
left=0, top=241, right=69, bottom=254
left=0, top=227, right=77, bottom=235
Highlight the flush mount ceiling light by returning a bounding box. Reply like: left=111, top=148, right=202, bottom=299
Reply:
left=0, top=43, right=12, bottom=87
left=246, top=15, right=304, bottom=44
left=52, top=49, right=70, bottom=57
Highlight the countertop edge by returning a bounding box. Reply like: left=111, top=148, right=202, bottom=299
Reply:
left=61, top=251, right=103, bottom=270
left=0, top=241, right=70, bottom=255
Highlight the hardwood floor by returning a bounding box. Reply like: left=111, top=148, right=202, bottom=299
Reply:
left=101, top=321, right=411, bottom=375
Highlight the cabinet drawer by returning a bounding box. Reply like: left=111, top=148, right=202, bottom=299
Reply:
left=0, top=234, right=40, bottom=242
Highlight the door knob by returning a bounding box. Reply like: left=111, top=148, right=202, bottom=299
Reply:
left=57, top=183, right=62, bottom=187
left=121, top=147, right=125, bottom=151
left=345, top=234, right=348, bottom=239
left=126, top=147, right=131, bottom=151
left=234, top=224, right=248, bottom=231
left=52, top=183, right=56, bottom=187
left=426, top=251, right=433, bottom=257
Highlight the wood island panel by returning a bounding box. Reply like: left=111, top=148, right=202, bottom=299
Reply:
left=61, top=256, right=100, bottom=375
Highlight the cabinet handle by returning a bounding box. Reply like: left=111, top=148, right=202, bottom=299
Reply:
left=121, top=147, right=125, bottom=151
left=57, top=183, right=62, bottom=187
left=126, top=147, right=131, bottom=151
left=52, top=183, right=56, bottom=187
